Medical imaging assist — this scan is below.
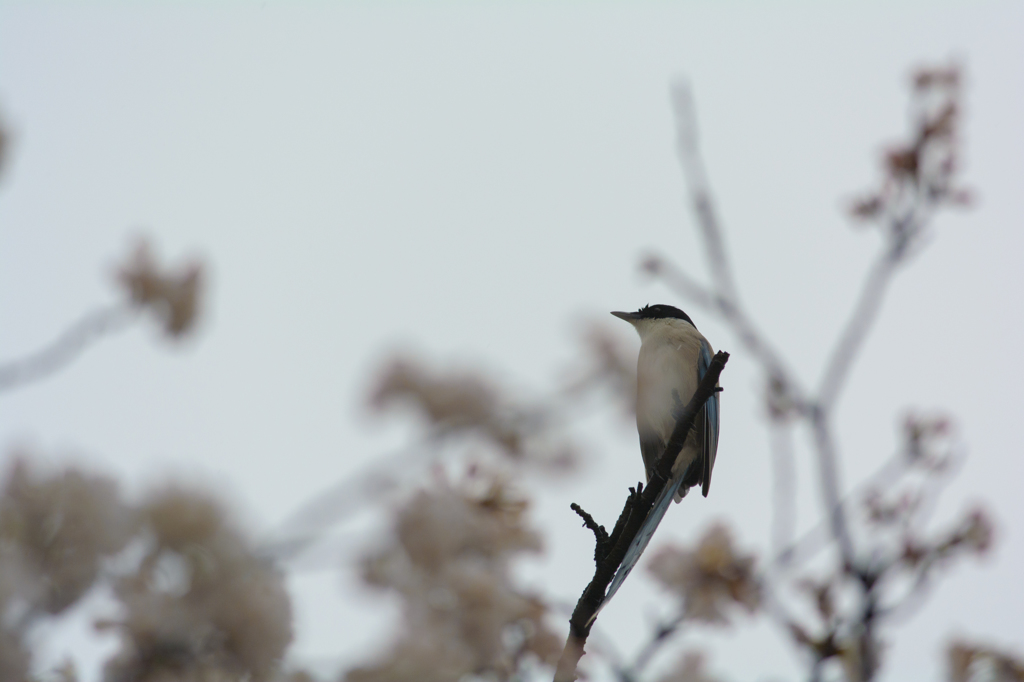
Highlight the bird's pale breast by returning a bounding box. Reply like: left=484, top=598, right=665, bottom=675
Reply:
left=636, top=321, right=708, bottom=480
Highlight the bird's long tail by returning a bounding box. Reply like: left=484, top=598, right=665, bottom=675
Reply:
left=593, top=473, right=686, bottom=617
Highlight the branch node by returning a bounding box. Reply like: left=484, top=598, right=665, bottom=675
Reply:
left=570, top=503, right=611, bottom=565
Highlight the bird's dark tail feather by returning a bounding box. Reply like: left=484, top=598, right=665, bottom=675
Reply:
left=596, top=473, right=685, bottom=613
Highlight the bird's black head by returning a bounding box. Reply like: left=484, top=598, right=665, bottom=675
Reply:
left=611, top=304, right=696, bottom=328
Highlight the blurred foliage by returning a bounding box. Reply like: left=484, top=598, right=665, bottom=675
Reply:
left=0, top=461, right=291, bottom=682
left=116, top=240, right=204, bottom=339
left=948, top=640, right=1024, bottom=682
left=348, top=481, right=560, bottom=682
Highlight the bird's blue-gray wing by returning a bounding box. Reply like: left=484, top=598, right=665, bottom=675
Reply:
left=699, top=339, right=720, bottom=497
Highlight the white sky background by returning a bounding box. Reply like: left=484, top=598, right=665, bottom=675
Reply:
left=1, top=2, right=1023, bottom=681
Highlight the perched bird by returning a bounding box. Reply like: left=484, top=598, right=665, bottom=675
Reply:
left=614, top=304, right=720, bottom=499
left=599, top=303, right=720, bottom=609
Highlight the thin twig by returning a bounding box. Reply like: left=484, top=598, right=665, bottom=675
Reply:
left=621, top=612, right=687, bottom=681
left=261, top=438, right=442, bottom=561
left=876, top=446, right=969, bottom=625
left=775, top=448, right=910, bottom=570
left=572, top=503, right=611, bottom=565
left=0, top=304, right=135, bottom=393
left=641, top=253, right=716, bottom=310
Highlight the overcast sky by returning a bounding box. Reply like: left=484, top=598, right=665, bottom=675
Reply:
left=2, top=2, right=1023, bottom=681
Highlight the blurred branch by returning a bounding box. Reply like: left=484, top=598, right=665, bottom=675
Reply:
left=649, top=80, right=809, bottom=410
left=775, top=418, right=961, bottom=569
left=0, top=305, right=135, bottom=393
left=769, top=422, right=797, bottom=560
left=640, top=253, right=716, bottom=311
left=619, top=613, right=687, bottom=682
left=669, top=79, right=861, bottom=568
left=775, top=447, right=908, bottom=569
left=817, top=247, right=900, bottom=410
left=0, top=238, right=204, bottom=396
left=670, top=81, right=739, bottom=304
left=261, top=438, right=442, bottom=562
left=554, top=351, right=729, bottom=682
left=809, top=408, right=857, bottom=568
left=880, top=503, right=988, bottom=625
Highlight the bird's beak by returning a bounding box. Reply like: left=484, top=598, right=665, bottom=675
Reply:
left=611, top=311, right=637, bottom=322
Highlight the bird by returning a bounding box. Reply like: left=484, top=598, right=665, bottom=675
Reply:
left=598, top=303, right=720, bottom=610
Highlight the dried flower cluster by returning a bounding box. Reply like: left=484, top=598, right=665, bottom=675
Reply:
left=848, top=64, right=971, bottom=249
left=0, top=458, right=293, bottom=682
left=865, top=415, right=992, bottom=568
left=647, top=524, right=761, bottom=625
left=369, top=355, right=578, bottom=471
left=347, top=480, right=561, bottom=682
left=1, top=458, right=137, bottom=613
left=104, top=488, right=293, bottom=682
left=0, top=538, right=34, bottom=679
left=782, top=571, right=878, bottom=682
left=0, top=459, right=137, bottom=680
left=656, top=651, right=722, bottom=682
left=117, top=239, right=204, bottom=338
left=948, top=640, right=1024, bottom=682
left=0, top=237, right=206, bottom=394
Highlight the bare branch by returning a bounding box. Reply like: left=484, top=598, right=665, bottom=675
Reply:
left=641, top=254, right=716, bottom=311
left=261, top=439, right=442, bottom=561
left=777, top=448, right=909, bottom=570
left=769, top=422, right=798, bottom=561
left=648, top=81, right=811, bottom=408
left=620, top=612, right=687, bottom=682
left=809, top=408, right=857, bottom=567
left=879, top=568, right=938, bottom=626
left=572, top=502, right=612, bottom=566
left=0, top=305, right=135, bottom=393
left=671, top=81, right=739, bottom=303
left=817, top=253, right=900, bottom=409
